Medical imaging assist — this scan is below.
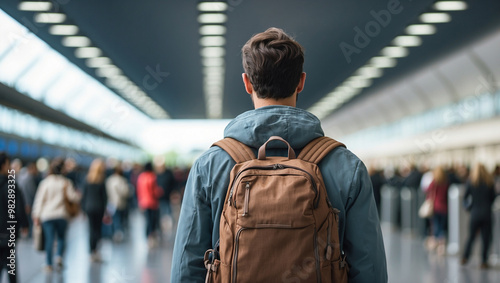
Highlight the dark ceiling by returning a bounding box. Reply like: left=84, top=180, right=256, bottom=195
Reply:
left=1, top=0, right=500, bottom=119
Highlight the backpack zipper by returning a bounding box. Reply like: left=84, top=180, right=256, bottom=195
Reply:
left=325, top=211, right=333, bottom=261
left=232, top=227, right=246, bottom=283
left=228, top=165, right=319, bottom=208
left=313, top=229, right=322, bottom=283
left=242, top=182, right=250, bottom=217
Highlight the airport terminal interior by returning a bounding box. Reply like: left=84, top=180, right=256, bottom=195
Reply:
left=1, top=0, right=500, bottom=282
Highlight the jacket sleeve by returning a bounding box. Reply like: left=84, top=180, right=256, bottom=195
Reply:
left=66, top=179, right=81, bottom=203
left=118, top=177, right=130, bottom=198
left=31, top=182, right=46, bottom=219
left=344, top=160, right=388, bottom=283
left=171, top=159, right=213, bottom=283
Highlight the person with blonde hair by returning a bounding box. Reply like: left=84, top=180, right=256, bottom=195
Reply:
left=461, top=163, right=497, bottom=268
left=32, top=158, right=80, bottom=272
left=81, top=159, right=108, bottom=262
left=425, top=166, right=450, bottom=255
left=105, top=164, right=130, bottom=242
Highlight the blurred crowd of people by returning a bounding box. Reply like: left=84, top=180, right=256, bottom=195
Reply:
left=369, top=161, right=500, bottom=269
left=0, top=151, right=189, bottom=282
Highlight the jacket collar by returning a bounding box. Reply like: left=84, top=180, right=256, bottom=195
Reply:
left=224, top=105, right=324, bottom=149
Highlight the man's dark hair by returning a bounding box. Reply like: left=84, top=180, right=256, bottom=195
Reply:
left=49, top=158, right=64, bottom=175
left=242, top=27, right=304, bottom=99
left=0, top=152, right=9, bottom=169
left=144, top=162, right=153, bottom=172
left=114, top=165, right=123, bottom=176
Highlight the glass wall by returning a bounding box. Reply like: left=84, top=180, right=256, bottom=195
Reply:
left=342, top=90, right=500, bottom=151
left=0, top=9, right=151, bottom=146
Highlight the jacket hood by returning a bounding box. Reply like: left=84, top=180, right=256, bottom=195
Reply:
left=224, top=105, right=324, bottom=149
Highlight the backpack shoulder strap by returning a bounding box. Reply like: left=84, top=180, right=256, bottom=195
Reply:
left=298, top=137, right=346, bottom=164
left=212, top=138, right=256, bottom=163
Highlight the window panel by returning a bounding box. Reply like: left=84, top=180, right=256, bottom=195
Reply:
left=0, top=33, right=46, bottom=86
left=16, top=50, right=69, bottom=100
left=0, top=10, right=27, bottom=56
left=44, top=65, right=86, bottom=110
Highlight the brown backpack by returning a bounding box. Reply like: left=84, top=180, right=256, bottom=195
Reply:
left=204, top=136, right=349, bottom=283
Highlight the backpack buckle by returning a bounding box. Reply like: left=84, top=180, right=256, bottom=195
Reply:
left=204, top=249, right=219, bottom=272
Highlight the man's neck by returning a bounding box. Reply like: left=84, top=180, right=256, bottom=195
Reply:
left=252, top=93, right=297, bottom=109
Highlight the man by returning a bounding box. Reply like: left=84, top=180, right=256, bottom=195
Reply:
left=171, top=28, right=387, bottom=282
left=155, top=163, right=177, bottom=239
left=18, top=162, right=39, bottom=238
left=0, top=152, right=28, bottom=283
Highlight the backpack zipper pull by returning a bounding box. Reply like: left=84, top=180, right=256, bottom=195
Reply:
left=273, top=164, right=284, bottom=170
left=242, top=182, right=250, bottom=216
left=228, top=190, right=233, bottom=206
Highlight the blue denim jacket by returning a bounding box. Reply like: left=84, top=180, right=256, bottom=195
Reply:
left=171, top=106, right=388, bottom=282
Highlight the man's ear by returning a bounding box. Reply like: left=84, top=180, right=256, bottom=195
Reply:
left=296, top=72, right=306, bottom=94
left=242, top=73, right=253, bottom=95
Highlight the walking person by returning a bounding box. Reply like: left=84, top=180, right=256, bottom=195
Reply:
left=156, top=163, right=177, bottom=238
left=171, top=28, right=387, bottom=282
left=136, top=162, right=163, bottom=248
left=81, top=159, right=108, bottom=262
left=461, top=163, right=498, bottom=268
left=425, top=166, right=450, bottom=255
left=105, top=164, right=130, bottom=242
left=31, top=158, right=80, bottom=272
left=18, top=162, right=39, bottom=238
left=0, top=152, right=29, bottom=283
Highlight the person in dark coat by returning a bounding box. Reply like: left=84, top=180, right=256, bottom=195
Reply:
left=156, top=164, right=177, bottom=217
left=369, top=166, right=385, bottom=217
left=461, top=163, right=498, bottom=269
left=81, top=159, right=108, bottom=262
left=18, top=162, right=39, bottom=238
left=402, top=164, right=423, bottom=190
left=0, top=152, right=28, bottom=283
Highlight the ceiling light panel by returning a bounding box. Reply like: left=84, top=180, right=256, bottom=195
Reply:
left=96, top=65, right=122, bottom=78
left=62, top=36, right=91, bottom=47
left=369, top=56, right=397, bottom=68
left=86, top=57, right=112, bottom=68
left=392, top=35, right=422, bottom=47
left=201, top=47, right=225, bottom=57
left=433, top=1, right=468, bottom=11
left=420, top=13, right=451, bottom=23
left=18, top=1, right=52, bottom=11
left=34, top=13, right=66, bottom=23
left=356, top=66, right=383, bottom=79
left=74, top=47, right=102, bottom=58
left=198, top=2, right=228, bottom=12
left=199, top=25, right=226, bottom=35
left=200, top=36, right=226, bottom=46
left=49, top=25, right=79, bottom=35
left=198, top=13, right=227, bottom=24
left=406, top=24, right=437, bottom=35
left=380, top=46, right=409, bottom=58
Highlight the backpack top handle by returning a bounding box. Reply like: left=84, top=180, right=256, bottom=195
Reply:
left=258, top=136, right=296, bottom=160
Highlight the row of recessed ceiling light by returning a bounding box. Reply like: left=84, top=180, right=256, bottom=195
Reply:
left=308, top=0, right=469, bottom=120
left=17, top=1, right=169, bottom=119
left=197, top=2, right=228, bottom=119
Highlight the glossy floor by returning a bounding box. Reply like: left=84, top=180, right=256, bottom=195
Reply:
left=3, top=213, right=499, bottom=283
